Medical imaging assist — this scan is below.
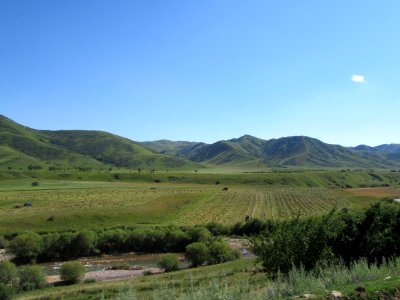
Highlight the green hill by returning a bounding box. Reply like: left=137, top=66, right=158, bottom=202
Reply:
left=140, top=139, right=207, bottom=156
left=0, top=115, right=198, bottom=170
left=145, top=135, right=400, bottom=168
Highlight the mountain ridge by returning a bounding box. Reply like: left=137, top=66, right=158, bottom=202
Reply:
left=1, top=114, right=399, bottom=169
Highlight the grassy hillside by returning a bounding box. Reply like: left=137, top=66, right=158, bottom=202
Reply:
left=167, top=135, right=400, bottom=168
left=0, top=115, right=198, bottom=170
left=0, top=115, right=106, bottom=170
left=41, top=130, right=199, bottom=170
left=140, top=139, right=207, bottom=156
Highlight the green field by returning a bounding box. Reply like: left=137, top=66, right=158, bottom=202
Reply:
left=1, top=171, right=396, bottom=234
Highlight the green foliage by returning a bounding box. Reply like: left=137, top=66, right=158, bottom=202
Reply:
left=158, top=253, right=179, bottom=272
left=253, top=216, right=335, bottom=275
left=18, top=265, right=46, bottom=291
left=70, top=230, right=98, bottom=257
left=185, top=242, right=209, bottom=267
left=208, top=239, right=241, bottom=264
left=60, top=261, right=85, bottom=283
left=255, top=202, right=400, bottom=276
left=0, top=283, right=15, bottom=300
left=188, top=227, right=212, bottom=243
left=7, top=232, right=42, bottom=263
left=0, top=236, right=5, bottom=249
left=0, top=261, right=17, bottom=286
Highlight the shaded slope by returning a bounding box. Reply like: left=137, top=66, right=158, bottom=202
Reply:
left=41, top=130, right=197, bottom=169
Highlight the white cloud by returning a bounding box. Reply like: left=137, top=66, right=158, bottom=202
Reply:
left=351, top=74, right=365, bottom=83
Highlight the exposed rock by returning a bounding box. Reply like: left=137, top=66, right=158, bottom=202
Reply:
left=329, top=291, right=343, bottom=299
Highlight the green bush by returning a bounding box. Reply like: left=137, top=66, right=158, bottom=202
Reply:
left=185, top=242, right=209, bottom=267
left=18, top=265, right=46, bottom=291
left=0, top=261, right=17, bottom=286
left=0, top=236, right=5, bottom=249
left=208, top=239, right=240, bottom=264
left=253, top=216, right=333, bottom=275
left=60, top=261, right=85, bottom=283
left=70, top=230, right=98, bottom=256
left=7, top=232, right=42, bottom=263
left=0, top=283, right=15, bottom=300
left=158, top=253, right=179, bottom=272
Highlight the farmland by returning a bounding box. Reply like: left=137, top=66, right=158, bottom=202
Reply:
left=0, top=181, right=365, bottom=235
left=0, top=169, right=399, bottom=235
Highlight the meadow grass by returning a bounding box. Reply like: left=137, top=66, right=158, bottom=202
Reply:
left=16, top=257, right=400, bottom=299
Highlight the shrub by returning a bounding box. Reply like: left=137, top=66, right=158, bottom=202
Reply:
left=0, top=283, right=15, bottom=300
left=7, top=232, right=42, bottom=263
left=185, top=242, right=209, bottom=267
left=0, top=261, right=17, bottom=286
left=60, top=261, right=85, bottom=283
left=188, top=227, right=211, bottom=243
left=253, top=216, right=333, bottom=275
left=70, top=230, right=98, bottom=257
left=208, top=239, right=240, bottom=264
left=158, top=253, right=179, bottom=272
left=18, top=265, right=46, bottom=291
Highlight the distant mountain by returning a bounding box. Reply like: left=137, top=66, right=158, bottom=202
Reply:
left=0, top=115, right=198, bottom=170
left=375, top=144, right=400, bottom=154
left=140, top=140, right=207, bottom=156
left=1, top=114, right=399, bottom=170
left=144, top=135, right=400, bottom=168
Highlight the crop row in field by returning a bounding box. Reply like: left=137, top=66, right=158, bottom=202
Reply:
left=0, top=185, right=350, bottom=233
left=175, top=188, right=349, bottom=225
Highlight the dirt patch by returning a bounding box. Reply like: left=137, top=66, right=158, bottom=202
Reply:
left=0, top=249, right=13, bottom=262
left=345, top=187, right=400, bottom=198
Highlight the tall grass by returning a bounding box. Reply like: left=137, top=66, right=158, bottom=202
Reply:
left=113, top=258, right=400, bottom=299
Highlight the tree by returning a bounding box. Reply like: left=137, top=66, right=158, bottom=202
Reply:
left=7, top=232, right=42, bottom=263
left=18, top=265, right=46, bottom=291
left=185, top=242, right=209, bottom=267
left=60, top=261, right=85, bottom=283
left=158, top=253, right=179, bottom=272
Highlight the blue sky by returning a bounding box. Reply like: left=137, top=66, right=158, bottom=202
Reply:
left=1, top=1, right=399, bottom=146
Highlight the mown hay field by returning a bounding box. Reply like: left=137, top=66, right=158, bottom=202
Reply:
left=0, top=183, right=352, bottom=234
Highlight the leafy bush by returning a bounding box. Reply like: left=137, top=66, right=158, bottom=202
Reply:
left=253, top=216, right=334, bottom=275
left=0, top=283, right=15, bottom=300
left=70, top=230, right=98, bottom=256
left=0, top=261, right=17, bottom=286
left=185, top=242, right=209, bottom=267
left=18, top=265, right=46, bottom=291
left=208, top=239, right=240, bottom=264
left=7, top=232, right=42, bottom=263
left=60, top=261, right=85, bottom=283
left=158, top=253, right=179, bottom=272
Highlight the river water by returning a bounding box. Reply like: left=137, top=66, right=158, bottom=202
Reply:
left=39, top=252, right=188, bottom=276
